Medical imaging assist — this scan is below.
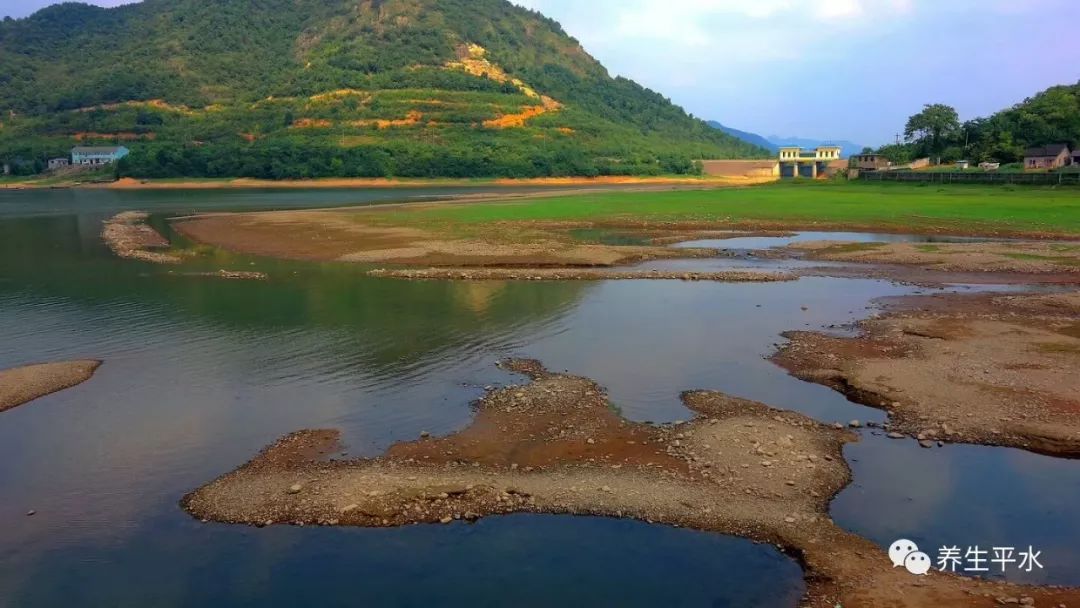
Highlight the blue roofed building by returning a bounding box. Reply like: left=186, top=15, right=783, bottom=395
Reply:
left=71, top=146, right=130, bottom=166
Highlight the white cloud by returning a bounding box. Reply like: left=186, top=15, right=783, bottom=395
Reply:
left=816, top=0, right=863, bottom=20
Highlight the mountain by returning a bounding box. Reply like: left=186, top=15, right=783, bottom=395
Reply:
left=0, top=0, right=769, bottom=179
left=706, top=121, right=865, bottom=158
left=765, top=136, right=865, bottom=159
left=706, top=121, right=777, bottom=153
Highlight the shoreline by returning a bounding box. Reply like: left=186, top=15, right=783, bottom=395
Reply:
left=102, top=211, right=183, bottom=264
left=773, top=290, right=1080, bottom=457
left=366, top=268, right=797, bottom=282
left=0, top=361, right=103, bottom=413
left=0, top=175, right=774, bottom=191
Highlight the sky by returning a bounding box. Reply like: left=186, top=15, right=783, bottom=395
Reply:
left=4, top=0, right=1079, bottom=146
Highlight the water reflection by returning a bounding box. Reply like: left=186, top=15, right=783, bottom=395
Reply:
left=3, top=513, right=803, bottom=608
left=835, top=438, right=1080, bottom=585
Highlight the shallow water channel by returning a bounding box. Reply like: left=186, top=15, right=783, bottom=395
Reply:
left=1, top=188, right=1077, bottom=606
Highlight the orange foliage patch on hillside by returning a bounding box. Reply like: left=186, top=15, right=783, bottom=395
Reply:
left=351, top=111, right=424, bottom=129
left=483, top=96, right=562, bottom=129
left=557, top=127, right=575, bottom=135
left=445, top=43, right=545, bottom=101
left=73, top=132, right=155, bottom=141
left=291, top=118, right=333, bottom=129
left=239, top=132, right=258, bottom=142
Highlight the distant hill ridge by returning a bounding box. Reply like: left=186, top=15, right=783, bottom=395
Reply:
left=0, top=0, right=769, bottom=179
left=707, top=121, right=865, bottom=158
left=706, top=122, right=777, bottom=153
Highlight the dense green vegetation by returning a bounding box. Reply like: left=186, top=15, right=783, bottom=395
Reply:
left=370, top=182, right=1080, bottom=236
left=874, top=83, right=1080, bottom=164
left=0, top=0, right=766, bottom=178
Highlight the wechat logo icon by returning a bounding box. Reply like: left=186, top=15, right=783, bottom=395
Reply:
left=889, top=539, right=931, bottom=576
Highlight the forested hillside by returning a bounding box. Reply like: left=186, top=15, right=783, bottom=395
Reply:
left=0, top=0, right=767, bottom=179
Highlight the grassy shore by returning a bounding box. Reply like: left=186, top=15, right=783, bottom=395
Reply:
left=367, top=181, right=1080, bottom=237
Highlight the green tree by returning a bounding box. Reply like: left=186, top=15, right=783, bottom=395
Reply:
left=904, top=103, right=960, bottom=158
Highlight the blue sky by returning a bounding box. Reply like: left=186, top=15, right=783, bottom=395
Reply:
left=5, top=0, right=1079, bottom=146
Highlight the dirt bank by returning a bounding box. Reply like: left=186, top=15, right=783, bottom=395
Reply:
left=182, top=360, right=1078, bottom=607
left=800, top=264, right=1080, bottom=287
left=173, top=210, right=726, bottom=267
left=102, top=211, right=182, bottom=264
left=774, top=291, right=1080, bottom=456
left=367, top=268, right=796, bottom=282
left=788, top=240, right=1080, bottom=274
left=0, top=360, right=102, bottom=413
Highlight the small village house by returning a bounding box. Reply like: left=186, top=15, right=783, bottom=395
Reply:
left=47, top=157, right=70, bottom=171
left=71, top=146, right=130, bottom=166
left=853, top=153, right=890, bottom=171
left=1023, top=144, right=1071, bottom=171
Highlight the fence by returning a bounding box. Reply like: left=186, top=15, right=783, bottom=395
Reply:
left=859, top=171, right=1080, bottom=185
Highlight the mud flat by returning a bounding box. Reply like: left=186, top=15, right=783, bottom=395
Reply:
left=173, top=210, right=725, bottom=267
left=102, top=211, right=182, bottom=264
left=800, top=264, right=1080, bottom=287
left=0, top=360, right=102, bottom=413
left=367, top=268, right=795, bottom=282
left=774, top=291, right=1080, bottom=457
left=182, top=360, right=1079, bottom=607
left=788, top=240, right=1080, bottom=274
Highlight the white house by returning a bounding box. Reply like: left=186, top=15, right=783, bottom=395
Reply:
left=71, top=146, right=130, bottom=166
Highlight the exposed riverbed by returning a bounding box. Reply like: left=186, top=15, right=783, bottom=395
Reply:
left=1, top=188, right=1078, bottom=606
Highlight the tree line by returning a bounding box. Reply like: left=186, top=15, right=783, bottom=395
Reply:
left=871, top=83, right=1079, bottom=165
left=113, top=140, right=702, bottom=180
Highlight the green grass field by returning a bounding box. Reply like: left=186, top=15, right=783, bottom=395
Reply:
left=373, top=181, right=1080, bottom=236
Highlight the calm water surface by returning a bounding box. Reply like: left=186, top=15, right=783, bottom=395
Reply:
left=1, top=188, right=1077, bottom=606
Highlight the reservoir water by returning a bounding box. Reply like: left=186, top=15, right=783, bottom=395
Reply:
left=1, top=188, right=1077, bottom=606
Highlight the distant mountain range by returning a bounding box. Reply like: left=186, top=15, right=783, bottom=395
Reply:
left=705, top=122, right=776, bottom=153
left=707, top=121, right=865, bottom=159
